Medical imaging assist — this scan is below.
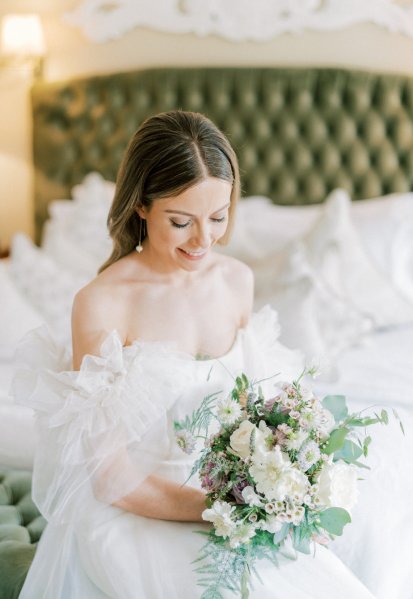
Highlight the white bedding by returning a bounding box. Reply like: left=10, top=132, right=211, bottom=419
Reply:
left=315, top=324, right=413, bottom=408
left=313, top=326, right=413, bottom=599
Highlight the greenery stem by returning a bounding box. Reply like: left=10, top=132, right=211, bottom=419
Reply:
left=241, top=550, right=250, bottom=599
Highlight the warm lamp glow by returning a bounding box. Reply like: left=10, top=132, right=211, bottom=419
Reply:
left=1, top=14, right=45, bottom=57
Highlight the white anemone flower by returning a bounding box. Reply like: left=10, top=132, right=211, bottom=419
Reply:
left=297, top=440, right=321, bottom=471
left=202, top=501, right=236, bottom=538
left=216, top=396, right=242, bottom=425
left=175, top=429, right=197, bottom=454
left=229, top=523, right=256, bottom=548
left=285, top=429, right=308, bottom=451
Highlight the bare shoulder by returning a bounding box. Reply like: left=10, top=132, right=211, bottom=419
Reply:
left=214, top=252, right=254, bottom=287
left=71, top=259, right=133, bottom=369
left=214, top=253, right=254, bottom=325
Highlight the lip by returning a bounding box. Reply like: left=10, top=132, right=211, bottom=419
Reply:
left=177, top=248, right=209, bottom=261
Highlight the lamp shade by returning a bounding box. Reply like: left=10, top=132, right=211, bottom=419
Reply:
left=1, top=14, right=45, bottom=56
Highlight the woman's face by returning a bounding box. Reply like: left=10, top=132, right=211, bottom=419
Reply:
left=138, top=177, right=232, bottom=273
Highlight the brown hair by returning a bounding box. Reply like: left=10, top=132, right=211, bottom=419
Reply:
left=99, top=110, right=240, bottom=273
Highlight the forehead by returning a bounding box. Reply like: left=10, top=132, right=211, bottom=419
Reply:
left=154, top=177, right=232, bottom=214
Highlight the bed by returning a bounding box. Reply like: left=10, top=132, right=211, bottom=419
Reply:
left=1, top=66, right=413, bottom=598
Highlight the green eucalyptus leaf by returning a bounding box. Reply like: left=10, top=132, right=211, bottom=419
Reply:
left=273, top=523, right=290, bottom=545
left=362, top=436, right=372, bottom=458
left=322, top=395, right=348, bottom=423
left=381, top=409, right=389, bottom=425
left=346, top=417, right=379, bottom=427
left=392, top=408, right=405, bottom=435
left=319, top=508, right=351, bottom=536
left=292, top=533, right=311, bottom=554
left=334, top=440, right=363, bottom=462
left=322, top=428, right=349, bottom=455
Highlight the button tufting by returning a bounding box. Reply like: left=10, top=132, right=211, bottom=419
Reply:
left=31, top=67, right=413, bottom=242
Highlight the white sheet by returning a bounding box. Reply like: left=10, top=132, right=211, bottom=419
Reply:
left=314, top=324, right=413, bottom=408
left=312, top=326, right=413, bottom=599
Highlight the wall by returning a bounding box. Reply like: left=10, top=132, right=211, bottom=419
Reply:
left=2, top=0, right=413, bottom=249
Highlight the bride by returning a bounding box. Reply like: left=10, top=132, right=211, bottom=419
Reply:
left=14, top=110, right=374, bottom=598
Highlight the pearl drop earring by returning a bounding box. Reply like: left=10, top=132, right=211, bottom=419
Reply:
left=135, top=219, right=145, bottom=253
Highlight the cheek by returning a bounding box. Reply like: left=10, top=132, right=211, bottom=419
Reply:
left=215, top=222, right=229, bottom=239
left=152, top=223, right=188, bottom=247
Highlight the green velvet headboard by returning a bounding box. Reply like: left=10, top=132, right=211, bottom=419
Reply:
left=32, top=66, right=413, bottom=242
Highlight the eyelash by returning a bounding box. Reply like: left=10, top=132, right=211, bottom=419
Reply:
left=170, top=217, right=226, bottom=229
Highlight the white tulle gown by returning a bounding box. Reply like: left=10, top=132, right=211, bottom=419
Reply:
left=13, top=306, right=375, bottom=599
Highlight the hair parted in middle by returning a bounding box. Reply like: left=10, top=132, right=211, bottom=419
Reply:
left=99, top=110, right=240, bottom=273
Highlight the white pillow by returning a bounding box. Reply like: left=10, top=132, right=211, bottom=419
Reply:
left=232, top=191, right=413, bottom=303
left=253, top=191, right=413, bottom=369
left=42, top=172, right=114, bottom=275
left=0, top=261, right=44, bottom=359
left=42, top=219, right=104, bottom=277
left=254, top=244, right=331, bottom=362
left=254, top=238, right=372, bottom=375
left=350, top=192, right=413, bottom=302
left=9, top=234, right=90, bottom=346
left=220, top=196, right=320, bottom=265
left=304, top=189, right=413, bottom=329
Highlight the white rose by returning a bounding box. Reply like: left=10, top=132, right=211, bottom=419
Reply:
left=202, top=501, right=236, bottom=538
left=230, top=420, right=260, bottom=459
left=315, top=461, right=359, bottom=512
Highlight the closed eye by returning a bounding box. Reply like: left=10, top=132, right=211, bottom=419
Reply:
left=170, top=219, right=191, bottom=228
left=170, top=216, right=226, bottom=228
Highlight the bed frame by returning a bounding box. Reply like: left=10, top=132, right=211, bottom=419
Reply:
left=31, top=67, right=413, bottom=242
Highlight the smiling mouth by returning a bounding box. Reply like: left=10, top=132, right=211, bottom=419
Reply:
left=178, top=248, right=209, bottom=260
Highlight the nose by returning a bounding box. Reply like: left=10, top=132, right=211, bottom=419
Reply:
left=192, top=222, right=211, bottom=249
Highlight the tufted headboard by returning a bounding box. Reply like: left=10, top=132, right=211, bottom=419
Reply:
left=32, top=66, right=413, bottom=242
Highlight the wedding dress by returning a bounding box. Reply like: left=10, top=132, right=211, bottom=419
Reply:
left=13, top=306, right=375, bottom=599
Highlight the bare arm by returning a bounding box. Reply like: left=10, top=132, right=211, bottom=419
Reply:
left=71, top=284, right=206, bottom=523
left=113, top=475, right=206, bottom=522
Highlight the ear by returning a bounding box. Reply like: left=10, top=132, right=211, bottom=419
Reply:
left=136, top=206, right=147, bottom=219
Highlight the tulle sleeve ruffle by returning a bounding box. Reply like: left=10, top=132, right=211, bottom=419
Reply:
left=243, top=305, right=305, bottom=390
left=12, top=326, right=191, bottom=525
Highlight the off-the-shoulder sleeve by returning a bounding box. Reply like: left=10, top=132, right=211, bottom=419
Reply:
left=12, top=326, right=191, bottom=525
left=242, top=305, right=305, bottom=391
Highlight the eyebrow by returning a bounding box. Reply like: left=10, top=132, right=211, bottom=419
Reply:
left=164, top=202, right=230, bottom=217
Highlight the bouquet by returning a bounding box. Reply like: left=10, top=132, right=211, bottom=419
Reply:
left=174, top=367, right=401, bottom=599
